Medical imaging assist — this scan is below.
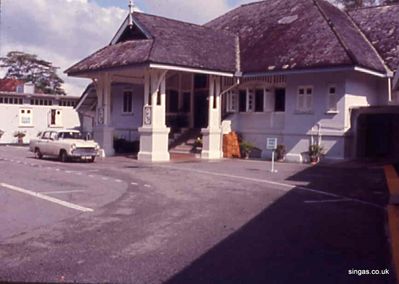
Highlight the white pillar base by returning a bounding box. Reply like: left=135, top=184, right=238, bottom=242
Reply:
left=201, top=128, right=223, bottom=160
left=93, top=126, right=115, bottom=157
left=138, top=127, right=170, bottom=162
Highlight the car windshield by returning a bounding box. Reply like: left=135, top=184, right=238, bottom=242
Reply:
left=58, top=132, right=83, bottom=140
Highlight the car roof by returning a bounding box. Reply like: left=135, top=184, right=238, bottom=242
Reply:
left=44, top=129, right=80, bottom=133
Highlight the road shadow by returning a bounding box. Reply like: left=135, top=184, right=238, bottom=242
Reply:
left=166, top=163, right=394, bottom=284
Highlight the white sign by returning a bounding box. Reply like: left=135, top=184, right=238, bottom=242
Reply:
left=267, top=137, right=278, bottom=173
left=97, top=107, right=104, bottom=125
left=266, top=138, right=278, bottom=150
left=144, top=105, right=152, bottom=126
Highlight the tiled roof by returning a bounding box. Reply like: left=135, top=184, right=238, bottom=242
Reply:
left=67, top=0, right=396, bottom=77
left=66, top=12, right=237, bottom=75
left=135, top=13, right=237, bottom=73
left=0, top=79, right=22, bottom=92
left=66, top=40, right=153, bottom=75
left=349, top=4, right=399, bottom=72
left=206, top=0, right=386, bottom=73
left=316, top=0, right=387, bottom=72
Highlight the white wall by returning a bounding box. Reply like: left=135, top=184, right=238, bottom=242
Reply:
left=111, top=84, right=144, bottom=141
left=0, top=103, right=80, bottom=144
left=226, top=70, right=386, bottom=162
left=344, top=71, right=383, bottom=127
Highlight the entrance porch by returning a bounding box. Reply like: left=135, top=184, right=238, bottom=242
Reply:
left=89, top=67, right=235, bottom=162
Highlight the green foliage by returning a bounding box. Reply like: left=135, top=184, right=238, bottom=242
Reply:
left=309, top=144, right=324, bottom=158
left=195, top=136, right=203, bottom=147
left=276, top=144, right=286, bottom=161
left=13, top=131, right=26, bottom=138
left=0, top=51, right=65, bottom=95
left=240, top=140, right=255, bottom=155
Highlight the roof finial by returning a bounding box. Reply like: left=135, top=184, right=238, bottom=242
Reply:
left=128, top=0, right=134, bottom=29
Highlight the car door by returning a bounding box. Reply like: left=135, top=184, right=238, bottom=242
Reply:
left=48, top=131, right=59, bottom=156
left=40, top=131, right=51, bottom=155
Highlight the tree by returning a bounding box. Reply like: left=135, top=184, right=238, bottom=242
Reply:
left=0, top=51, right=66, bottom=95
left=333, top=0, right=399, bottom=9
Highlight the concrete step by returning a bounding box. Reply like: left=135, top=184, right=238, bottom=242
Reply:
left=170, top=149, right=202, bottom=155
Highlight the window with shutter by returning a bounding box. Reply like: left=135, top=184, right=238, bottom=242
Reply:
left=297, top=86, right=313, bottom=113
left=122, top=91, right=133, bottom=113
left=305, top=87, right=313, bottom=111
left=326, top=85, right=338, bottom=112
left=49, top=109, right=63, bottom=127
left=226, top=91, right=238, bottom=112
left=19, top=108, right=33, bottom=127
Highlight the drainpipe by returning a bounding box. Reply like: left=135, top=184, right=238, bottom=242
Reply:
left=388, top=77, right=392, bottom=103
left=219, top=77, right=241, bottom=97
left=317, top=123, right=322, bottom=146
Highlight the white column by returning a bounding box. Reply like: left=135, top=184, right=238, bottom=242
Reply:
left=189, top=73, right=195, bottom=128
left=138, top=69, right=170, bottom=162
left=201, top=75, right=223, bottom=159
left=93, top=73, right=115, bottom=157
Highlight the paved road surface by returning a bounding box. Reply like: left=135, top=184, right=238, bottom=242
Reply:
left=0, top=146, right=395, bottom=283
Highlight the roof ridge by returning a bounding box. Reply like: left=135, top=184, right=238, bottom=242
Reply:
left=239, top=0, right=268, bottom=8
left=135, top=11, right=237, bottom=38
left=313, top=0, right=359, bottom=66
left=206, top=0, right=266, bottom=27
left=345, top=9, right=392, bottom=73
left=348, top=2, right=399, bottom=11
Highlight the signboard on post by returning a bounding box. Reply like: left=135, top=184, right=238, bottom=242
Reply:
left=267, top=138, right=278, bottom=150
left=267, top=138, right=278, bottom=173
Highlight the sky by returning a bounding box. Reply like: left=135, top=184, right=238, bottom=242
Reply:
left=0, top=0, right=256, bottom=96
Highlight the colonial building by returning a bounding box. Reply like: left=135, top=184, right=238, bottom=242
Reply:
left=67, top=0, right=399, bottom=162
left=0, top=79, right=80, bottom=144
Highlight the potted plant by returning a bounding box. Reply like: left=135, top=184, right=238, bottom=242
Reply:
left=14, top=131, right=26, bottom=145
left=276, top=144, right=286, bottom=161
left=240, top=141, right=255, bottom=159
left=194, top=136, right=203, bottom=148
left=308, top=144, right=323, bottom=164
left=0, top=130, right=4, bottom=139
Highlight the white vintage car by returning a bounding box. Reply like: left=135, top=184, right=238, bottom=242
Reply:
left=29, top=130, right=100, bottom=162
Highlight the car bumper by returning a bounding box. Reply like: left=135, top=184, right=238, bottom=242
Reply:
left=70, top=148, right=98, bottom=158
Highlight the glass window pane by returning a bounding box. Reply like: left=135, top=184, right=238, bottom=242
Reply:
left=255, top=89, right=264, bottom=112
left=275, top=88, right=286, bottom=112
left=239, top=90, right=247, bottom=112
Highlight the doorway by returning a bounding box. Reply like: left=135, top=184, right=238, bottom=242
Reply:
left=194, top=91, right=208, bottom=129
left=356, top=113, right=399, bottom=159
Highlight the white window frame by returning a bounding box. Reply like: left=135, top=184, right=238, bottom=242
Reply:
left=326, top=84, right=338, bottom=113
left=246, top=88, right=255, bottom=112
left=264, top=88, right=274, bottom=112
left=48, top=109, right=63, bottom=128
left=122, top=90, right=133, bottom=114
left=19, top=108, right=33, bottom=127
left=297, top=86, right=313, bottom=113
left=226, top=91, right=238, bottom=112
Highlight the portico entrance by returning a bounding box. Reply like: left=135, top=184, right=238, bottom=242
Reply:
left=131, top=68, right=228, bottom=162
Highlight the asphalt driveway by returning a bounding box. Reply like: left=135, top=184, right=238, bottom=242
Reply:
left=0, top=146, right=395, bottom=283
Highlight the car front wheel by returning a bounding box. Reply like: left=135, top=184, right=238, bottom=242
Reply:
left=34, top=148, right=43, bottom=159
left=59, top=150, right=69, bottom=163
